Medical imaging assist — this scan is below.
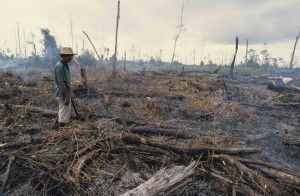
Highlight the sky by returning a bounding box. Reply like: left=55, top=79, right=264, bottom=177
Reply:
left=0, top=0, right=299, bottom=65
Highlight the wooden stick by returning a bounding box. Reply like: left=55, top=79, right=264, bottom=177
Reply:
left=0, top=156, right=15, bottom=196
left=129, top=127, right=195, bottom=139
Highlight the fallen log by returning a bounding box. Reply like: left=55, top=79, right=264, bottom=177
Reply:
left=282, top=139, right=300, bottom=147
left=120, top=133, right=261, bottom=155
left=273, top=102, right=300, bottom=107
left=0, top=138, right=45, bottom=149
left=23, top=126, right=41, bottom=134
left=129, top=127, right=195, bottom=139
left=0, top=104, right=80, bottom=118
left=211, top=154, right=283, bottom=195
left=120, top=161, right=198, bottom=196
left=0, top=104, right=57, bottom=116
left=267, top=82, right=300, bottom=94
left=254, top=166, right=300, bottom=189
left=240, top=103, right=282, bottom=110
left=234, top=157, right=300, bottom=179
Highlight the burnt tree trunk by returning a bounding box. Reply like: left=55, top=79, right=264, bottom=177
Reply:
left=230, top=36, right=239, bottom=75
left=245, top=39, right=248, bottom=66
left=123, top=51, right=126, bottom=71
left=171, top=0, right=185, bottom=64
left=113, top=0, right=120, bottom=77
left=80, top=68, right=89, bottom=95
left=290, top=29, right=300, bottom=68
left=82, top=31, right=102, bottom=64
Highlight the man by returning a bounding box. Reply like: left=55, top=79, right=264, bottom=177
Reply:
left=52, top=47, right=76, bottom=129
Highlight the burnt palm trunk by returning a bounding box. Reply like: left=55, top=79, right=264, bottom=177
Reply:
left=230, top=36, right=239, bottom=75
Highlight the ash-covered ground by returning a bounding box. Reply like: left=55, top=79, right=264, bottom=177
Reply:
left=0, top=66, right=299, bottom=195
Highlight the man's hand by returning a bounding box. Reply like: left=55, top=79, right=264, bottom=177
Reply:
left=60, top=81, right=70, bottom=105
left=64, top=95, right=70, bottom=105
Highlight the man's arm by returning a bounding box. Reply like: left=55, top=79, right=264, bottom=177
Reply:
left=60, top=81, right=70, bottom=105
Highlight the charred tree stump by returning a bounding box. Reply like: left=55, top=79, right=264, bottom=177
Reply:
left=123, top=51, right=126, bottom=71
left=80, top=68, right=89, bottom=95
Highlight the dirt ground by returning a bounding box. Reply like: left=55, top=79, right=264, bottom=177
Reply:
left=0, top=66, right=299, bottom=195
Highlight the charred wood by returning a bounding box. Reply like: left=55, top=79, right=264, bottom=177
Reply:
left=65, top=149, right=99, bottom=183
left=240, top=103, right=282, bottom=110
left=129, top=127, right=195, bottom=139
left=0, top=104, right=57, bottom=116
left=0, top=138, right=45, bottom=149
left=0, top=104, right=81, bottom=119
left=235, top=157, right=300, bottom=179
left=120, top=133, right=261, bottom=156
left=267, top=82, right=300, bottom=94
left=120, top=161, right=198, bottom=196
left=253, top=166, right=300, bottom=189
left=212, top=154, right=283, bottom=195
left=0, top=156, right=15, bottom=196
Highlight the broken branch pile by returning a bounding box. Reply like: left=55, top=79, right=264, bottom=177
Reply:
left=0, top=123, right=299, bottom=195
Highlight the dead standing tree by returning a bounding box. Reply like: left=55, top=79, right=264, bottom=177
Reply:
left=245, top=39, right=248, bottom=66
left=289, top=28, right=300, bottom=68
left=171, top=0, right=185, bottom=64
left=112, top=0, right=120, bottom=77
left=17, top=23, right=21, bottom=58
left=82, top=31, right=102, bottom=64
left=230, top=36, right=239, bottom=75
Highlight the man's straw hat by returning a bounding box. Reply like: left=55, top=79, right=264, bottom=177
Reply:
left=59, top=47, right=77, bottom=55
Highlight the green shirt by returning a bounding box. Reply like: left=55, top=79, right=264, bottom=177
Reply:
left=54, top=60, right=72, bottom=100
